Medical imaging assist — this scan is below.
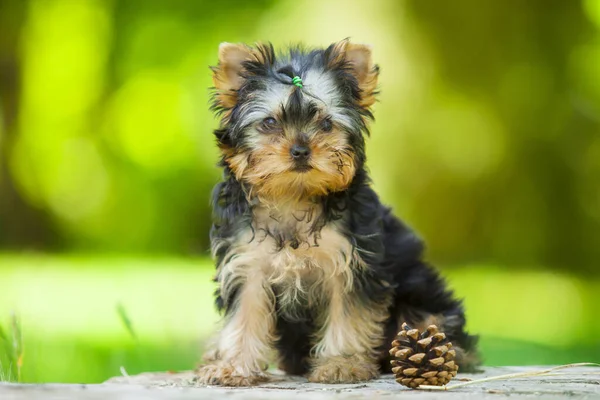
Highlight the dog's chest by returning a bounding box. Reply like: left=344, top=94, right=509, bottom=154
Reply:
left=242, top=205, right=353, bottom=280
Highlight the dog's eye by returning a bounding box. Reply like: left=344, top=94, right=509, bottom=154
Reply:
left=321, top=118, right=333, bottom=132
left=261, top=117, right=278, bottom=131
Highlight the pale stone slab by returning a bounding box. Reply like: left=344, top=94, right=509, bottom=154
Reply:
left=1, top=366, right=599, bottom=399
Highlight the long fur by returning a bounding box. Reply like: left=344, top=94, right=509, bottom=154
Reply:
left=197, top=40, right=479, bottom=386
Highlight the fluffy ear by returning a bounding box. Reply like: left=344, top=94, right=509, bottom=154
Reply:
left=211, top=42, right=255, bottom=109
left=329, top=40, right=379, bottom=108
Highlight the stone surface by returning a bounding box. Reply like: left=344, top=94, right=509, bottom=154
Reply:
left=1, top=366, right=600, bottom=399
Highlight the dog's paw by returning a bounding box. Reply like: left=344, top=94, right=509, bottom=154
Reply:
left=195, top=362, right=269, bottom=387
left=308, top=355, right=379, bottom=384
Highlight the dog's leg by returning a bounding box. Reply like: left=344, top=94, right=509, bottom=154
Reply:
left=308, top=276, right=390, bottom=383
left=196, top=269, right=276, bottom=386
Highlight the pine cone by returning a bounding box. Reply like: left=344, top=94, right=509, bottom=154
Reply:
left=390, top=322, right=458, bottom=388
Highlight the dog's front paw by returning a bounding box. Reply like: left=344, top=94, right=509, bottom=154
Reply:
left=308, top=355, right=379, bottom=384
left=195, top=362, right=269, bottom=387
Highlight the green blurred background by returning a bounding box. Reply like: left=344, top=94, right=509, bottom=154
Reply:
left=1, top=0, right=599, bottom=384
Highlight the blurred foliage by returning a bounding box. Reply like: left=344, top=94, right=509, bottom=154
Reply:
left=0, top=255, right=598, bottom=383
left=0, top=0, right=599, bottom=384
left=0, top=0, right=599, bottom=274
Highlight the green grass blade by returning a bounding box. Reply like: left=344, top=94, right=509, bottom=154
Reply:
left=10, top=312, right=23, bottom=382
left=0, top=320, right=16, bottom=382
left=0, top=323, right=8, bottom=343
left=116, top=303, right=138, bottom=341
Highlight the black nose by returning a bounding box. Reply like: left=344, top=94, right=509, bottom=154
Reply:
left=290, top=144, right=311, bottom=160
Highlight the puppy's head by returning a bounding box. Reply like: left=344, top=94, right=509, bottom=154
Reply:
left=211, top=39, right=379, bottom=201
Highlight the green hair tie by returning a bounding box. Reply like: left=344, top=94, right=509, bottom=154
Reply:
left=292, top=76, right=303, bottom=88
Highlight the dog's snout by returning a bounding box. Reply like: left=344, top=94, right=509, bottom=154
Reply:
left=290, top=144, right=311, bottom=161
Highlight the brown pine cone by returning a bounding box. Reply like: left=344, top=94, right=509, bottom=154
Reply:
left=390, top=322, right=458, bottom=388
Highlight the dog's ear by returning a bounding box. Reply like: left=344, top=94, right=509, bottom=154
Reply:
left=212, top=43, right=255, bottom=109
left=328, top=39, right=379, bottom=108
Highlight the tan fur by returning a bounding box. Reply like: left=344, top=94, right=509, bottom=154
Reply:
left=203, top=40, right=385, bottom=386
left=313, top=275, right=389, bottom=358
left=328, top=40, right=350, bottom=66
left=216, top=202, right=362, bottom=304
left=196, top=267, right=276, bottom=386
left=201, top=201, right=373, bottom=385
left=212, top=43, right=252, bottom=109
left=226, top=127, right=355, bottom=202
left=328, top=40, right=379, bottom=108
left=308, top=354, right=379, bottom=383
left=307, top=274, right=390, bottom=383
left=195, top=362, right=269, bottom=386
left=213, top=40, right=378, bottom=118
left=212, top=42, right=273, bottom=109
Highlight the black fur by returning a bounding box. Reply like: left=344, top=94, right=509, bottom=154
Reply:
left=209, top=42, right=479, bottom=376
left=211, top=169, right=479, bottom=374
left=211, top=43, right=371, bottom=158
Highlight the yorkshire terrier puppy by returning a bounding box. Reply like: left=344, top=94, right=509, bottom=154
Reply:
left=196, top=39, right=479, bottom=386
